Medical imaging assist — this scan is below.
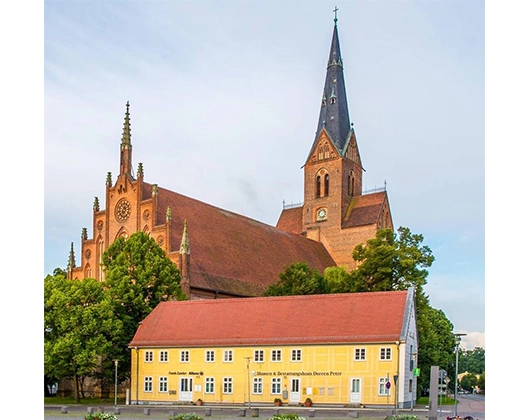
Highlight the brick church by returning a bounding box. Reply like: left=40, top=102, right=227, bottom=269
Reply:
left=65, top=17, right=393, bottom=299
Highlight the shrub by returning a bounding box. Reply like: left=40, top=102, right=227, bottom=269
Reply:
left=84, top=413, right=117, bottom=420
left=268, top=414, right=307, bottom=420
left=384, top=415, right=419, bottom=420
left=169, top=413, right=204, bottom=420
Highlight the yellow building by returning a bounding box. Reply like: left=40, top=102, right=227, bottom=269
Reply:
left=129, top=289, right=418, bottom=408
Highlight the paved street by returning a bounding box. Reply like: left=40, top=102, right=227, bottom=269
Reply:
left=43, top=395, right=486, bottom=420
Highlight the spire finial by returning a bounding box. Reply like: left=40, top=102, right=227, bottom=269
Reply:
left=121, top=101, right=131, bottom=146
left=333, top=6, right=339, bottom=26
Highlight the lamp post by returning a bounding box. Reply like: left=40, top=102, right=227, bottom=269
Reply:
left=453, top=333, right=466, bottom=417
left=244, top=357, right=251, bottom=409
left=114, top=360, right=119, bottom=406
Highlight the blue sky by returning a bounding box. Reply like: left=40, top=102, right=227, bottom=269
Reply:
left=41, top=1, right=486, bottom=350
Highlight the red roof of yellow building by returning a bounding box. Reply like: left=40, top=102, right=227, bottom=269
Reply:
left=129, top=290, right=412, bottom=348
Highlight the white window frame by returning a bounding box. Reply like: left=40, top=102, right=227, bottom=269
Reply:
left=271, top=377, right=282, bottom=395
left=223, top=350, right=233, bottom=362
left=144, top=351, right=153, bottom=363
left=291, top=349, right=302, bottom=362
left=205, top=350, right=215, bottom=362
left=380, top=348, right=392, bottom=360
left=354, top=348, right=366, bottom=361
left=271, top=349, right=282, bottom=362
left=253, top=377, right=263, bottom=394
left=379, top=377, right=390, bottom=396
left=180, top=350, right=190, bottom=362
left=159, top=350, right=168, bottom=362
left=254, top=349, right=264, bottom=363
left=159, top=376, right=168, bottom=393
left=223, top=377, right=233, bottom=394
left=205, top=377, right=215, bottom=394
left=144, top=376, right=153, bottom=392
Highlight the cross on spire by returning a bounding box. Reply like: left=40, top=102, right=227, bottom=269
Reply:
left=333, top=6, right=339, bottom=25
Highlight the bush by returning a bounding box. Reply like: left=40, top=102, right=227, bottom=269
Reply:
left=84, top=413, right=117, bottom=420
left=268, top=414, right=307, bottom=420
left=384, top=415, right=419, bottom=420
left=169, top=413, right=203, bottom=420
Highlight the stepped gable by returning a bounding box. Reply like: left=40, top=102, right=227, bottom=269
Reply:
left=130, top=290, right=409, bottom=348
left=155, top=186, right=336, bottom=296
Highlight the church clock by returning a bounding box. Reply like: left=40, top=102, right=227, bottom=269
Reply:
left=115, top=199, right=131, bottom=222
left=316, top=208, right=327, bottom=221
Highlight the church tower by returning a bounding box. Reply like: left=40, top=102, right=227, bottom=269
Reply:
left=277, top=12, right=393, bottom=270
left=303, top=13, right=363, bottom=233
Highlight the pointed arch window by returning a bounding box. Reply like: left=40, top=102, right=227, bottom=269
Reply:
left=316, top=176, right=321, bottom=198
left=324, top=174, right=330, bottom=196
left=348, top=171, right=355, bottom=196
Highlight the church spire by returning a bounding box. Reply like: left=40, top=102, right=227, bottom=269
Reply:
left=120, top=101, right=133, bottom=177
left=315, top=11, right=351, bottom=153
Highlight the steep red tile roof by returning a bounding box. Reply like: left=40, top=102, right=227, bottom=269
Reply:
left=153, top=186, right=336, bottom=295
left=342, top=191, right=387, bottom=228
left=129, top=291, right=409, bottom=348
left=276, top=206, right=303, bottom=235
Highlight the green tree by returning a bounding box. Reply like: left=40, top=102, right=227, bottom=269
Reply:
left=101, top=231, right=187, bottom=380
left=264, top=262, right=329, bottom=296
left=350, top=227, right=434, bottom=293
left=44, top=274, right=123, bottom=403
left=459, top=347, right=485, bottom=374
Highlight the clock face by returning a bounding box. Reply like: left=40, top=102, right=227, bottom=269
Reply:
left=317, top=208, right=327, bottom=220
left=115, top=199, right=131, bottom=222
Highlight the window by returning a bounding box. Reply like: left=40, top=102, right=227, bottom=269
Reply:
left=145, top=351, right=153, bottom=362
left=205, top=350, right=215, bottom=362
left=159, top=351, right=168, bottom=362
left=223, top=350, right=233, bottom=362
left=291, top=349, right=302, bottom=362
left=380, top=348, right=392, bottom=360
left=223, top=377, right=233, bottom=394
left=254, top=350, right=264, bottom=363
left=144, top=377, right=153, bottom=392
left=159, top=377, right=168, bottom=393
left=354, top=348, right=366, bottom=361
left=205, top=377, right=215, bottom=394
left=379, top=378, right=390, bottom=396
left=180, top=350, right=190, bottom=362
left=253, top=377, right=263, bottom=394
left=324, top=174, right=330, bottom=196
left=316, top=176, right=321, bottom=198
left=271, top=350, right=282, bottom=362
left=271, top=378, right=282, bottom=394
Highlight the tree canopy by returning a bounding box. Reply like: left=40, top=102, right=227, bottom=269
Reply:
left=265, top=226, right=458, bottom=398
left=44, top=274, right=123, bottom=402
left=44, top=231, right=187, bottom=399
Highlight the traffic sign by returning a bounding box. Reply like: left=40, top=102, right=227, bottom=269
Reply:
left=385, top=381, right=391, bottom=389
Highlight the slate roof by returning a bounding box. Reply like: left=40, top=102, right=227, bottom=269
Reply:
left=129, top=290, right=410, bottom=348
left=144, top=183, right=336, bottom=296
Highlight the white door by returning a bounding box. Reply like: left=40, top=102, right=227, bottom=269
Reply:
left=179, top=377, right=193, bottom=402
left=350, top=378, right=361, bottom=404
left=290, top=378, right=301, bottom=404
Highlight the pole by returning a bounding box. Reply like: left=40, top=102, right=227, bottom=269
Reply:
left=135, top=347, right=139, bottom=405
left=114, top=360, right=119, bottom=406
left=244, top=357, right=251, bottom=408
left=453, top=333, right=466, bottom=417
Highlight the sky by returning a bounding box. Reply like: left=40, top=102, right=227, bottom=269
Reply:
left=40, top=1, right=488, bottom=350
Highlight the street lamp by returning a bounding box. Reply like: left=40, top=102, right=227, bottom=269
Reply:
left=244, top=357, right=251, bottom=409
left=114, top=360, right=119, bottom=407
left=453, top=333, right=467, bottom=417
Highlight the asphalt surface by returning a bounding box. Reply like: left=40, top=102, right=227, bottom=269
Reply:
left=43, top=394, right=486, bottom=420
